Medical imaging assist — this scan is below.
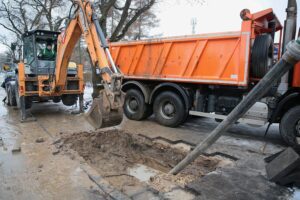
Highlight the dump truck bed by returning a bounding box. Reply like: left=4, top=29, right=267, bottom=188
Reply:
left=110, top=9, right=283, bottom=87
left=111, top=32, right=251, bottom=86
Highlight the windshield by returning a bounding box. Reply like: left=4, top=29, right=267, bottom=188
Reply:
left=36, top=38, right=57, bottom=61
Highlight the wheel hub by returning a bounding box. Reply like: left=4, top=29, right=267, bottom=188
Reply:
left=163, top=103, right=175, bottom=116
left=129, top=99, right=138, bottom=111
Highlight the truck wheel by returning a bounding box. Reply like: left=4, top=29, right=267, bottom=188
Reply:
left=124, top=89, right=152, bottom=120
left=24, top=98, right=32, bottom=109
left=251, top=34, right=274, bottom=78
left=280, top=106, right=300, bottom=148
left=62, top=95, right=77, bottom=106
left=7, top=85, right=17, bottom=106
left=153, top=91, right=187, bottom=127
left=15, top=85, right=20, bottom=108
left=6, top=86, right=12, bottom=106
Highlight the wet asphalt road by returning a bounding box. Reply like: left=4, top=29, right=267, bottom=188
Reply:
left=0, top=73, right=298, bottom=199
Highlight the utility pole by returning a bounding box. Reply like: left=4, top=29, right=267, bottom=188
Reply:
left=191, top=18, right=197, bottom=34
left=137, top=0, right=143, bottom=40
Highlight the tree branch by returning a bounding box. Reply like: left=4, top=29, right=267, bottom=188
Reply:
left=113, top=0, right=156, bottom=41
left=110, top=0, right=132, bottom=41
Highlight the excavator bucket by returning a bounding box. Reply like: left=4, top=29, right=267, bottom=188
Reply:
left=86, top=90, right=124, bottom=129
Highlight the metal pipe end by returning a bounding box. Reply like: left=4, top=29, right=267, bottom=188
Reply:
left=283, top=39, right=300, bottom=64
left=288, top=0, right=297, bottom=9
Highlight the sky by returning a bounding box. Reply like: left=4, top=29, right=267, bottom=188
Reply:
left=153, top=0, right=299, bottom=38
left=0, top=0, right=298, bottom=53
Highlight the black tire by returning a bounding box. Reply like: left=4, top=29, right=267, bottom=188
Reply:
left=280, top=106, right=300, bottom=148
left=15, top=84, right=20, bottom=108
left=6, top=87, right=11, bottom=106
left=62, top=95, right=78, bottom=106
left=251, top=34, right=274, bottom=78
left=7, top=85, right=17, bottom=106
left=153, top=91, right=187, bottom=127
left=53, top=96, right=61, bottom=103
left=24, top=98, right=32, bottom=109
left=124, top=89, right=152, bottom=121
left=14, top=85, right=32, bottom=110
left=15, top=85, right=32, bottom=109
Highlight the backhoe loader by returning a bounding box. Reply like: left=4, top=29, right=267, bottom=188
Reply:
left=5, top=0, right=124, bottom=129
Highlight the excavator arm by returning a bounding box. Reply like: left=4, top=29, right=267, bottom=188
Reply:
left=54, top=0, right=124, bottom=128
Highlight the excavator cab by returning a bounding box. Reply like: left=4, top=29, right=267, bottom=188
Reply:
left=23, top=30, right=59, bottom=75
left=15, top=30, right=83, bottom=119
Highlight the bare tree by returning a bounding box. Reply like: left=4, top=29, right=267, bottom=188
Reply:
left=113, top=0, right=160, bottom=40
left=95, top=0, right=157, bottom=42
left=29, top=0, right=70, bottom=31
left=0, top=35, right=19, bottom=62
left=0, top=0, right=69, bottom=47
left=0, top=0, right=158, bottom=41
left=0, top=49, right=14, bottom=68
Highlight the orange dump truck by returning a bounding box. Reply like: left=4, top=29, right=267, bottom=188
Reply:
left=111, top=9, right=300, bottom=147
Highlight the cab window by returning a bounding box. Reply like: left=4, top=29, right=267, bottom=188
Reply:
left=23, top=36, right=35, bottom=64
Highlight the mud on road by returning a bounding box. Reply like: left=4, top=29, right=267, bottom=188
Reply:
left=59, top=129, right=232, bottom=196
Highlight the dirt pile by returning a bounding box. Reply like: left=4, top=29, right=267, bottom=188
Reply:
left=60, top=129, right=228, bottom=192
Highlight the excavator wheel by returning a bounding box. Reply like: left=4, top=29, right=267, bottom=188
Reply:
left=7, top=84, right=17, bottom=106
left=62, top=94, right=78, bottom=106
left=86, top=90, right=124, bottom=129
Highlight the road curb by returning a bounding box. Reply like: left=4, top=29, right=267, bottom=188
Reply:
left=80, top=163, right=131, bottom=200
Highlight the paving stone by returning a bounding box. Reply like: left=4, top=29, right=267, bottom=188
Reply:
left=81, top=165, right=131, bottom=200
left=266, top=147, right=300, bottom=182
left=132, top=190, right=160, bottom=200
left=187, top=168, right=286, bottom=200
left=52, top=149, right=60, bottom=155
left=12, top=146, right=21, bottom=153
left=277, top=171, right=300, bottom=186
left=163, top=188, right=195, bottom=200
left=35, top=137, right=45, bottom=143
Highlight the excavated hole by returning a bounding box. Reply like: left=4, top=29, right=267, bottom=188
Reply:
left=61, top=129, right=234, bottom=193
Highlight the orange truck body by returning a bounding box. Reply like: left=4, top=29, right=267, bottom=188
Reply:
left=293, top=62, right=300, bottom=87
left=110, top=9, right=284, bottom=87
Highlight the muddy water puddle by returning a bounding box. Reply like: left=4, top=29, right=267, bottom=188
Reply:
left=60, top=130, right=233, bottom=196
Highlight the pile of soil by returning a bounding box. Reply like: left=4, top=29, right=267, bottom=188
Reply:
left=61, top=129, right=225, bottom=191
